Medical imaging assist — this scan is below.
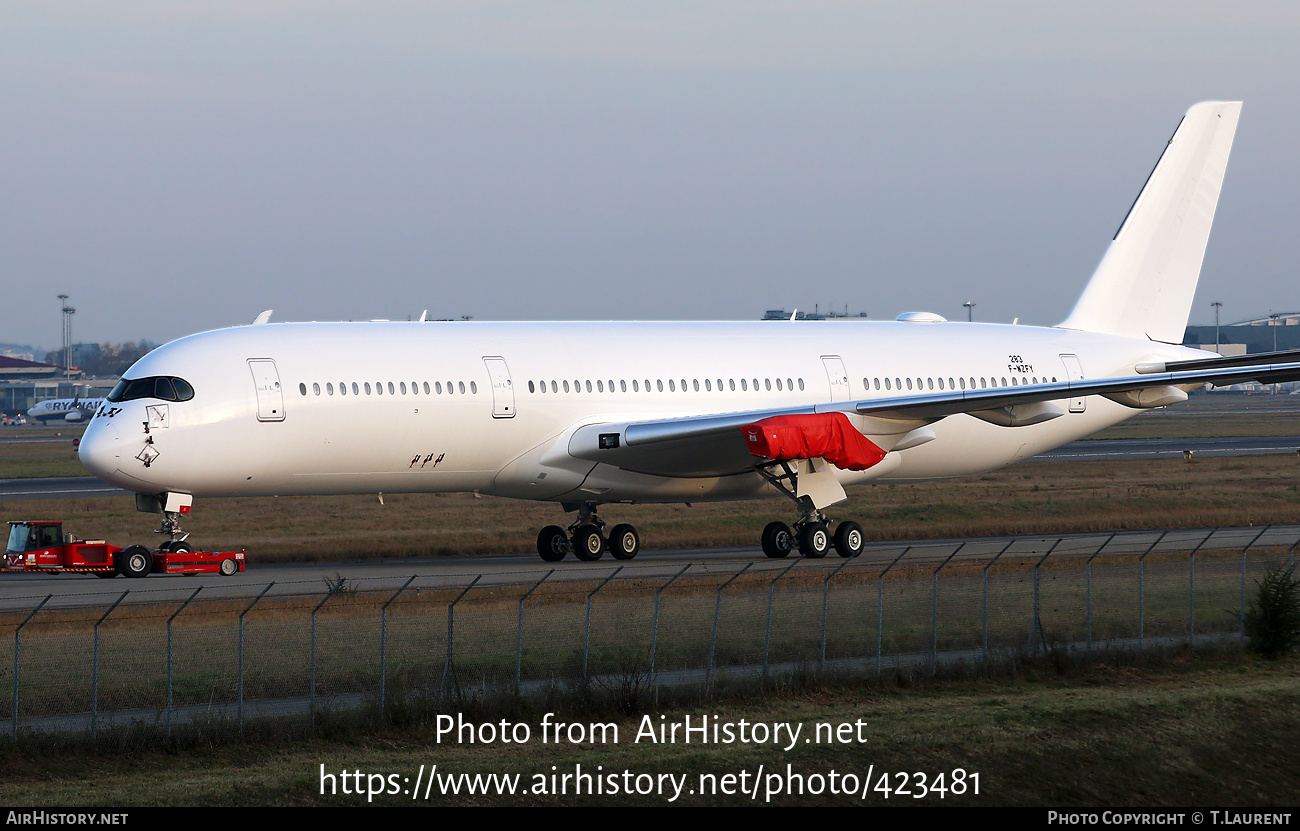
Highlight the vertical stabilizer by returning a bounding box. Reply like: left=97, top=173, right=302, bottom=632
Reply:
left=1058, top=101, right=1241, bottom=343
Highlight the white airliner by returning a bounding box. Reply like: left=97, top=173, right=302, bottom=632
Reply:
left=28, top=397, right=107, bottom=424
left=76, top=101, right=1300, bottom=562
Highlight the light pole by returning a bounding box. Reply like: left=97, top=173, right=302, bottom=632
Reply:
left=1271, top=313, right=1282, bottom=394
left=58, top=295, right=75, bottom=384
left=1211, top=302, right=1222, bottom=353
left=963, top=301, right=976, bottom=322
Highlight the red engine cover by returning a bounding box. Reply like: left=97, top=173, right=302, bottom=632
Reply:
left=739, top=412, right=887, bottom=471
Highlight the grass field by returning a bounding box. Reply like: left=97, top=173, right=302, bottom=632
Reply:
left=0, top=652, right=1294, bottom=806
left=2, top=394, right=1298, bottom=807
left=3, top=451, right=1300, bottom=560
left=0, top=427, right=87, bottom=479
left=5, top=394, right=1300, bottom=561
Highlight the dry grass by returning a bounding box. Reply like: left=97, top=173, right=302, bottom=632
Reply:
left=3, top=453, right=1300, bottom=560
left=0, top=654, right=1295, bottom=806
left=4, top=393, right=1300, bottom=559
left=1090, top=394, right=1300, bottom=439
left=0, top=430, right=87, bottom=478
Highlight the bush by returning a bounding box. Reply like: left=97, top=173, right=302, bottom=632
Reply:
left=1244, top=563, right=1300, bottom=659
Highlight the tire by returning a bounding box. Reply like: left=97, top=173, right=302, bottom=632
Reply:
left=833, top=521, right=865, bottom=558
left=163, top=540, right=193, bottom=554
left=219, top=558, right=238, bottom=576
left=118, top=545, right=153, bottom=578
left=761, top=521, right=795, bottom=559
left=537, top=525, right=569, bottom=562
left=609, top=524, right=640, bottom=560
left=799, top=522, right=830, bottom=559
left=573, top=526, right=605, bottom=562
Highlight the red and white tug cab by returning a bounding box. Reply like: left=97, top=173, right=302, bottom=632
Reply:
left=3, top=521, right=245, bottom=578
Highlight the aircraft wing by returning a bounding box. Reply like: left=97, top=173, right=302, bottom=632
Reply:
left=565, top=351, right=1300, bottom=478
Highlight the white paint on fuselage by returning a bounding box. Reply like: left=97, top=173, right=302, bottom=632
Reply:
left=78, top=319, right=1204, bottom=505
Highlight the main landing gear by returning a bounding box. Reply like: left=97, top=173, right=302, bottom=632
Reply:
left=755, top=459, right=866, bottom=560
left=536, top=502, right=640, bottom=562
left=760, top=516, right=864, bottom=559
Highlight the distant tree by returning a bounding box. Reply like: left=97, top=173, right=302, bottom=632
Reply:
left=42, top=341, right=157, bottom=378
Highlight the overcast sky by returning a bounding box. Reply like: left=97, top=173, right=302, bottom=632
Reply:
left=2, top=2, right=1298, bottom=352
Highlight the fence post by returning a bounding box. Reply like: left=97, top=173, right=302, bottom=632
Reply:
left=1030, top=540, right=1062, bottom=652
left=931, top=544, right=963, bottom=675
left=310, top=586, right=338, bottom=724
left=1086, top=534, right=1116, bottom=650
left=820, top=555, right=859, bottom=664
left=649, top=565, right=691, bottom=678
left=166, top=587, right=203, bottom=737
left=763, top=560, right=799, bottom=681
left=1138, top=531, right=1168, bottom=648
left=238, top=582, right=275, bottom=733
left=1186, top=529, right=1216, bottom=648
left=583, top=567, right=623, bottom=681
left=91, top=591, right=129, bottom=741
left=440, top=575, right=481, bottom=700
left=877, top=547, right=911, bottom=676
left=516, top=570, right=554, bottom=688
left=982, top=541, right=1014, bottom=661
left=707, top=563, right=752, bottom=689
left=1235, top=526, right=1271, bottom=639
left=12, top=595, right=51, bottom=740
left=379, top=576, right=417, bottom=718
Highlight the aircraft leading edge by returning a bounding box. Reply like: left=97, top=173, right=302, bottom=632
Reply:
left=78, top=101, right=1300, bottom=562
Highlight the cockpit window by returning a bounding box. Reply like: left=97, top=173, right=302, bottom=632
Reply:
left=108, top=376, right=195, bottom=403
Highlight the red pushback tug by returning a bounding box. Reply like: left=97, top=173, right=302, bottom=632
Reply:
left=3, top=521, right=245, bottom=578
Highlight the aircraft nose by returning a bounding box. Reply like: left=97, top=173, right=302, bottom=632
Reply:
left=78, top=417, right=121, bottom=480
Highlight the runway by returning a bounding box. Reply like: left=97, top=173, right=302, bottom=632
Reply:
left=1034, top=435, right=1300, bottom=461
left=0, top=476, right=125, bottom=499
left=1, top=523, right=1294, bottom=610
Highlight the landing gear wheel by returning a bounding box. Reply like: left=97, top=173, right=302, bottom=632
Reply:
left=761, top=521, right=795, bottom=559
left=537, top=525, right=569, bottom=562
left=799, top=522, right=830, bottom=558
left=118, top=545, right=153, bottom=578
left=608, top=524, right=640, bottom=560
left=162, top=540, right=193, bottom=554
left=573, top=526, right=605, bottom=562
left=219, top=558, right=238, bottom=576
left=833, top=521, right=865, bottom=558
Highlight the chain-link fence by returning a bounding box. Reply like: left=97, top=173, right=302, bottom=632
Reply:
left=1, top=526, right=1295, bottom=740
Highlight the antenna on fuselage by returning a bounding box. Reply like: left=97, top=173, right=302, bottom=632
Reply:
left=419, top=310, right=428, bottom=322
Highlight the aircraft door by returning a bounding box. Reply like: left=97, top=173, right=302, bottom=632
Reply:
left=821, top=356, right=851, bottom=401
left=483, top=357, right=515, bottom=418
left=1059, top=354, right=1086, bottom=413
left=248, top=359, right=286, bottom=422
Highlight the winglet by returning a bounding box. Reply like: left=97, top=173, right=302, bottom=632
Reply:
left=251, top=310, right=273, bottom=325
